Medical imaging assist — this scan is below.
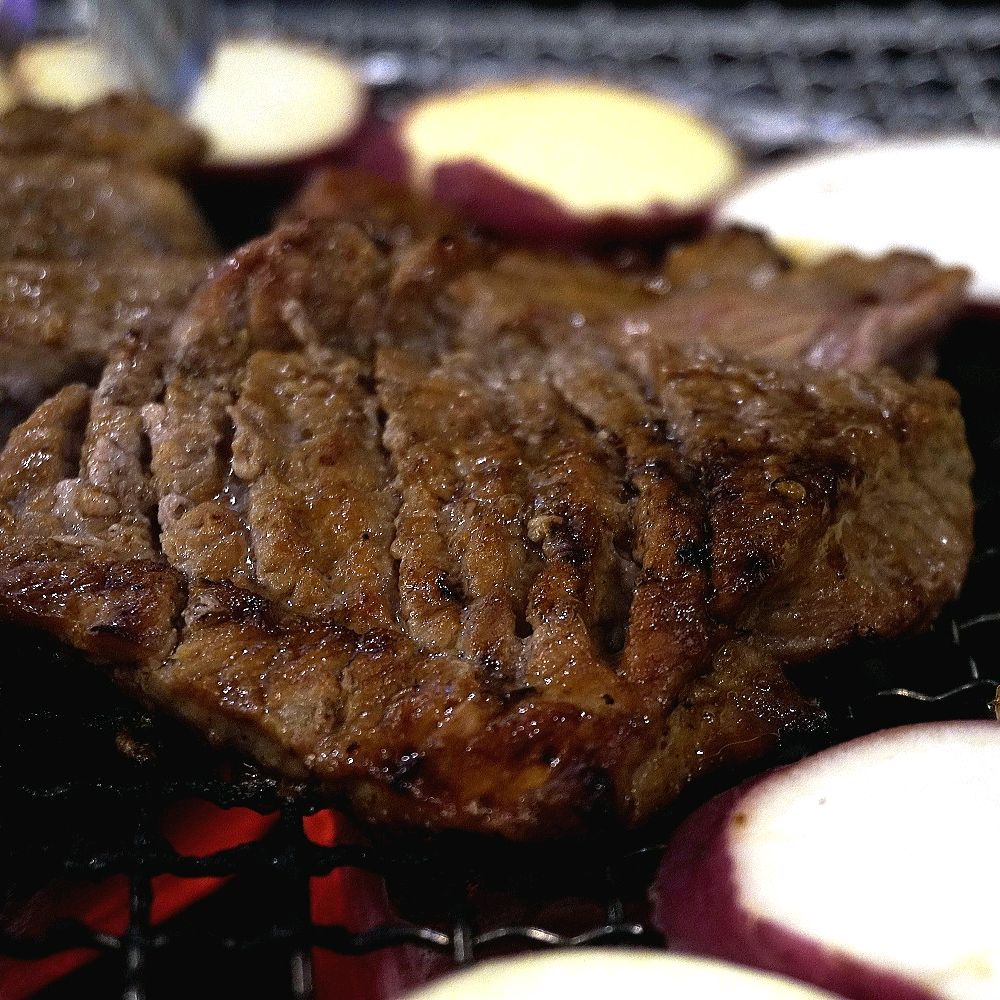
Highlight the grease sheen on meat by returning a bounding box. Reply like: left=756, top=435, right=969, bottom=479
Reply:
left=0, top=215, right=973, bottom=838
left=0, top=258, right=211, bottom=414
left=0, top=154, right=215, bottom=260
left=0, top=95, right=207, bottom=173
left=0, top=102, right=216, bottom=436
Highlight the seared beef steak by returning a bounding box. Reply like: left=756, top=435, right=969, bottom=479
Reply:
left=286, top=167, right=467, bottom=248
left=641, top=230, right=969, bottom=369
left=164, top=218, right=492, bottom=369
left=451, top=230, right=967, bottom=370
left=0, top=154, right=215, bottom=260
left=0, top=95, right=207, bottom=173
left=292, top=169, right=967, bottom=370
left=0, top=258, right=212, bottom=424
left=0, top=218, right=973, bottom=838
left=0, top=102, right=216, bottom=434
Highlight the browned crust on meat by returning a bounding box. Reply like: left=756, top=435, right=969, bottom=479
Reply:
left=0, top=258, right=212, bottom=412
left=0, top=95, right=207, bottom=173
left=0, top=213, right=975, bottom=838
left=0, top=101, right=215, bottom=427
left=0, top=154, right=216, bottom=260
left=285, top=167, right=463, bottom=247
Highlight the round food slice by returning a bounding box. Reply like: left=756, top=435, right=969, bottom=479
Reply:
left=11, top=36, right=370, bottom=176
left=11, top=37, right=132, bottom=109
left=716, top=139, right=1000, bottom=307
left=653, top=721, right=1000, bottom=1000
left=184, top=37, right=369, bottom=174
left=403, top=950, right=842, bottom=999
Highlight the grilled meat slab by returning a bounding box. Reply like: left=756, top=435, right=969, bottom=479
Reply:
left=0, top=96, right=206, bottom=173
left=286, top=167, right=465, bottom=248
left=0, top=218, right=973, bottom=837
left=649, top=229, right=968, bottom=369
left=450, top=229, right=967, bottom=370
left=0, top=101, right=216, bottom=434
left=0, top=258, right=212, bottom=427
left=290, top=170, right=966, bottom=370
left=0, top=154, right=215, bottom=260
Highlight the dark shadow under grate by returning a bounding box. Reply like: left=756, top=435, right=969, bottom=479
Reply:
left=5, top=5, right=1000, bottom=999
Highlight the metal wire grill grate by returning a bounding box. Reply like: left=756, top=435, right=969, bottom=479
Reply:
left=217, top=2, right=1000, bottom=153
left=5, top=5, right=1000, bottom=999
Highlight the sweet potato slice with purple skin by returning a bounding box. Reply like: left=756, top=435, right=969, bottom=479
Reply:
left=653, top=721, right=1000, bottom=1000
left=12, top=38, right=371, bottom=180
left=405, top=950, right=843, bottom=1000
left=716, top=138, right=1000, bottom=310
left=386, top=81, right=741, bottom=247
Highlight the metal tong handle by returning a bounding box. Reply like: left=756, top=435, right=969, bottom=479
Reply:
left=89, top=0, right=220, bottom=109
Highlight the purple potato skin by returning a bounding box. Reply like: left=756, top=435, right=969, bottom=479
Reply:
left=194, top=91, right=374, bottom=184
left=651, top=774, right=942, bottom=1000
left=429, top=158, right=710, bottom=249
left=355, top=121, right=712, bottom=249
left=340, top=115, right=410, bottom=184
left=962, top=299, right=1000, bottom=320
left=190, top=104, right=377, bottom=249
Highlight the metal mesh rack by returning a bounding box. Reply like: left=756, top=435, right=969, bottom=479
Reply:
left=216, top=1, right=1000, bottom=153
left=5, top=4, right=1000, bottom=999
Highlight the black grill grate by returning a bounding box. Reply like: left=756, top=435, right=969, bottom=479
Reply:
left=221, top=2, right=1000, bottom=153
left=5, top=5, right=1000, bottom=999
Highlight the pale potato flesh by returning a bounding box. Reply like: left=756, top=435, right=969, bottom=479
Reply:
left=402, top=81, right=741, bottom=216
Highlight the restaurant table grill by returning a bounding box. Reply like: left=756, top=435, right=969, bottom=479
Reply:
left=1, top=3, right=998, bottom=998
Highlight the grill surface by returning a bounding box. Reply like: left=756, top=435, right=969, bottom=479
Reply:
left=231, top=1, right=1000, bottom=152
left=5, top=4, right=1000, bottom=999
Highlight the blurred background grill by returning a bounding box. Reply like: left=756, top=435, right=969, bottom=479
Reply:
left=225, top=2, right=1000, bottom=151
left=41, top=1, right=1000, bottom=151
left=5, top=3, right=1000, bottom=999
